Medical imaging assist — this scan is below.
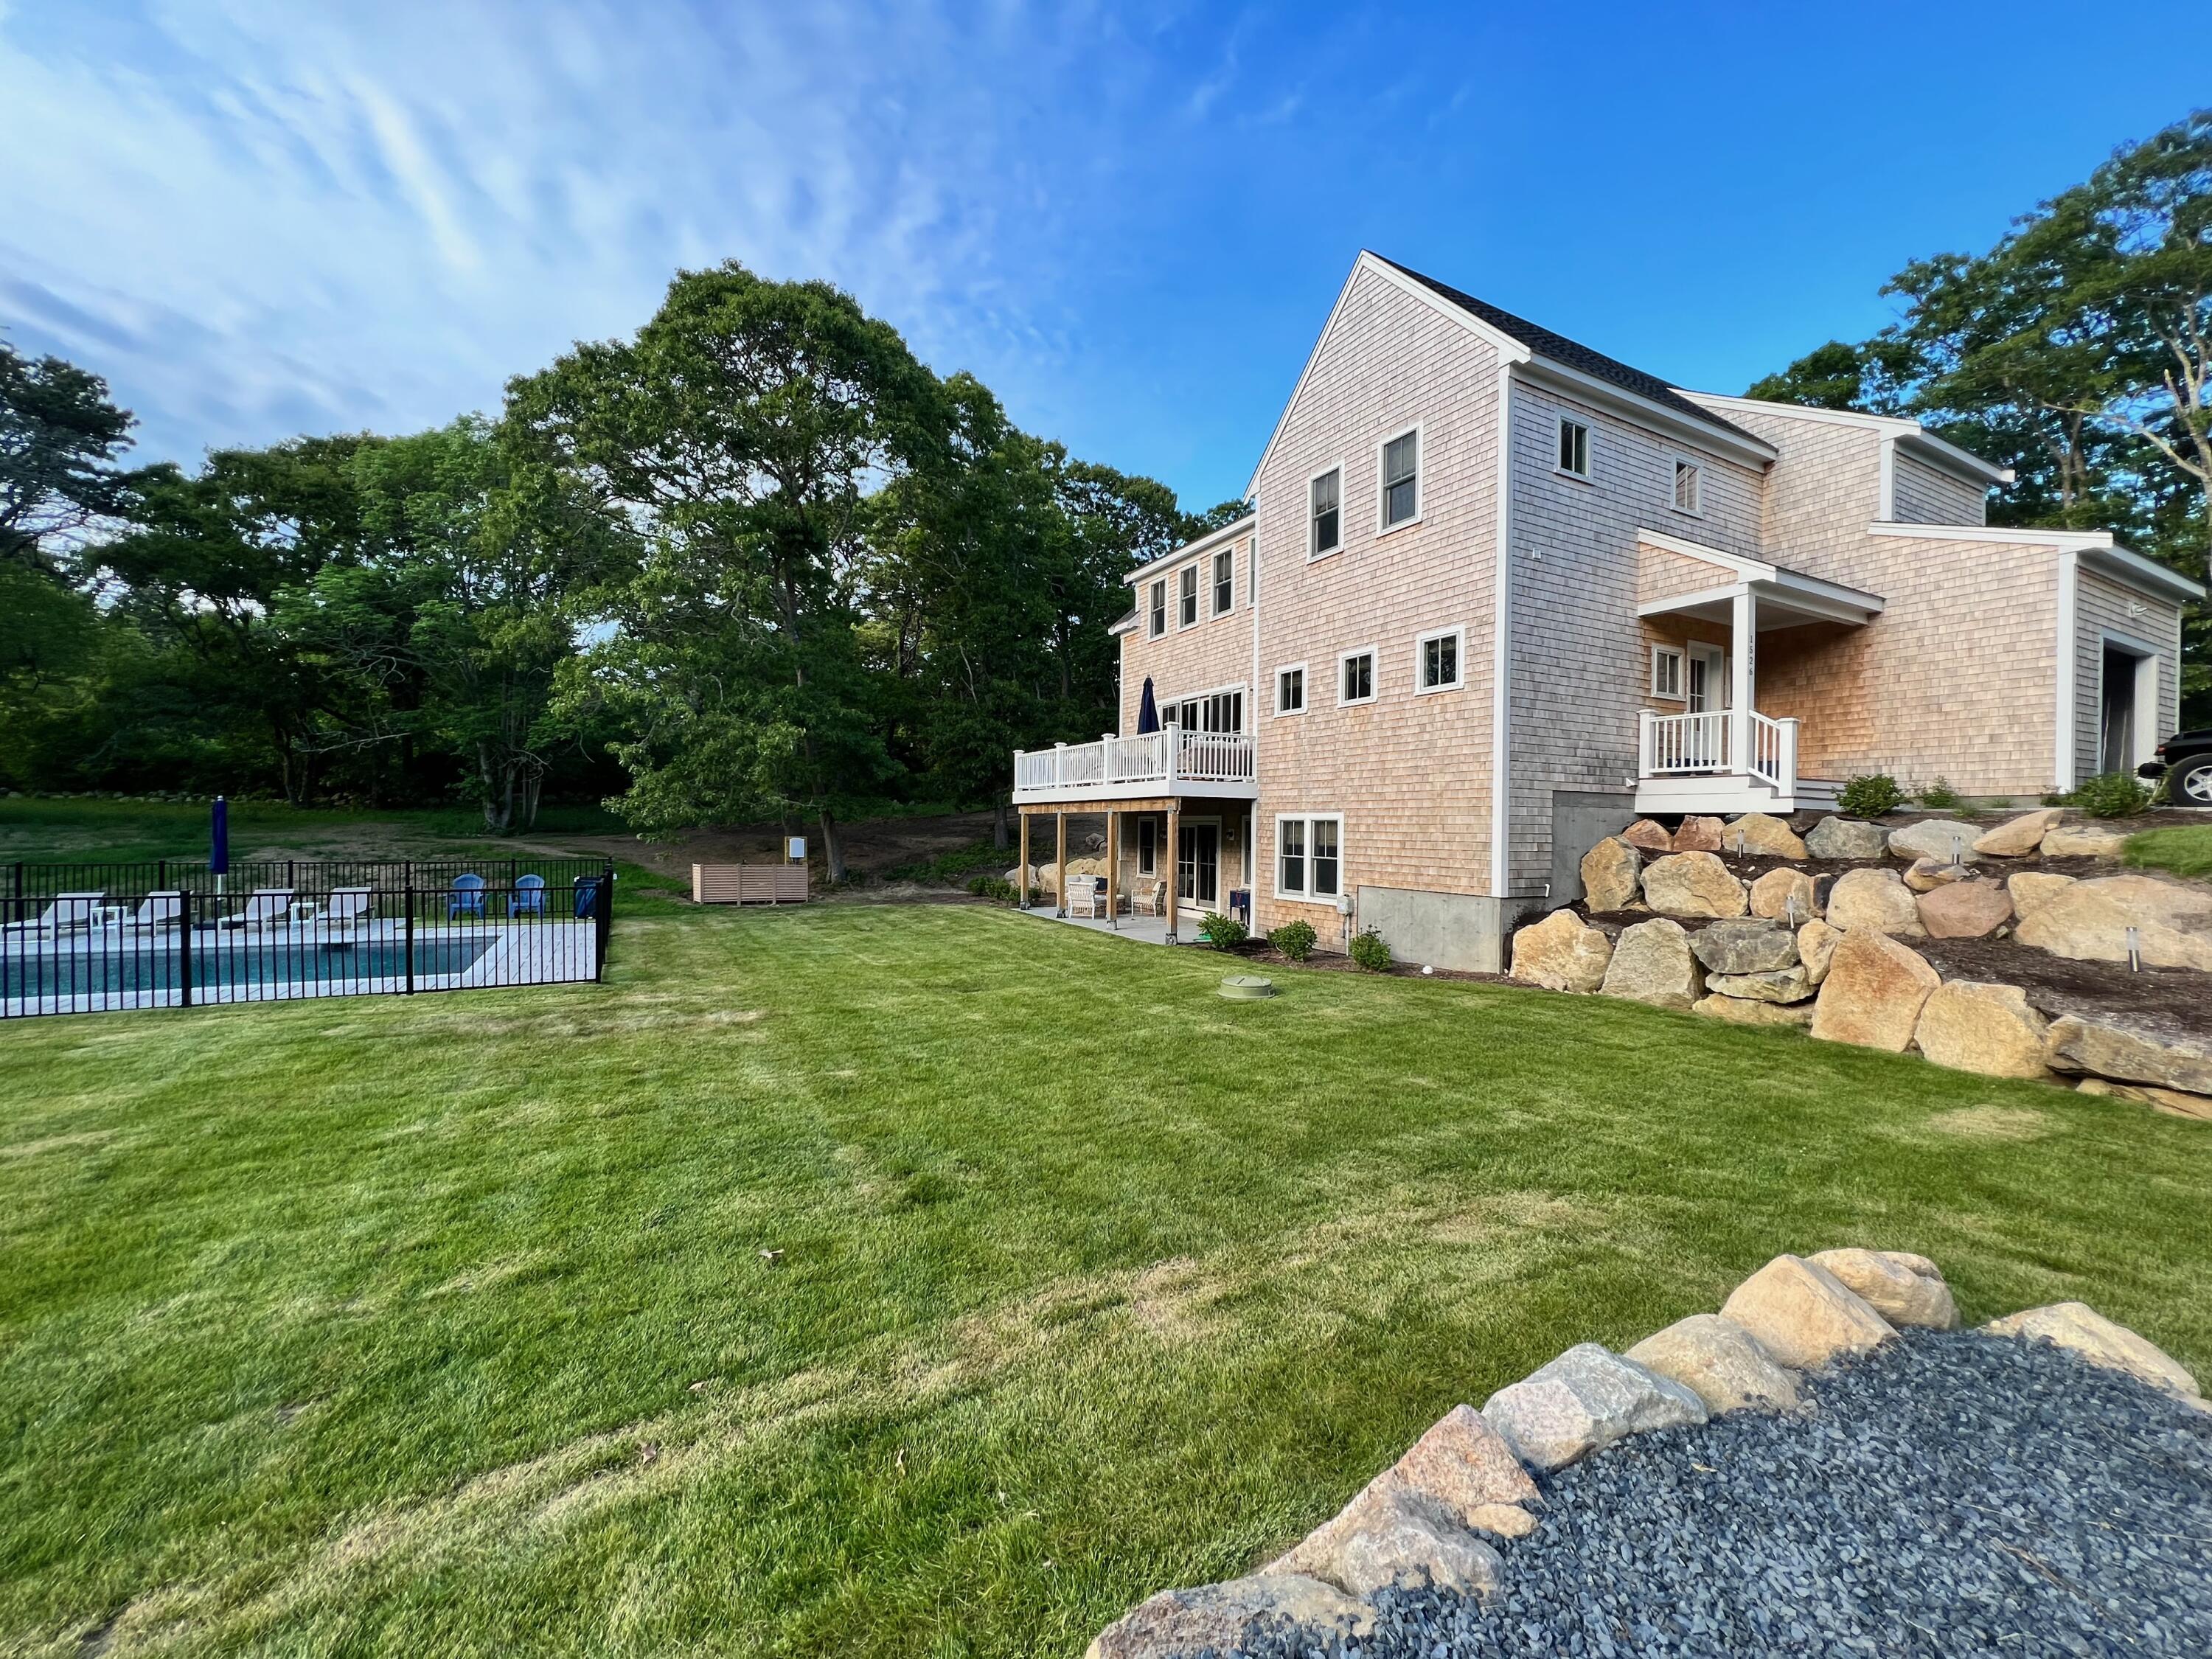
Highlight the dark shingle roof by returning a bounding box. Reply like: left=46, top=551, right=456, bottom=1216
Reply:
left=1374, top=256, right=1764, bottom=451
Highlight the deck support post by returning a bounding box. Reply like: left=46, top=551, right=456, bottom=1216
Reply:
left=1055, top=812, right=1068, bottom=917
left=1017, top=811, right=1031, bottom=910
left=1105, top=811, right=1119, bottom=930
left=1730, top=587, right=1755, bottom=778
left=1164, top=804, right=1180, bottom=945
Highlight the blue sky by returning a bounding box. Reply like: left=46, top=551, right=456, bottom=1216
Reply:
left=1, top=2, right=2203, bottom=512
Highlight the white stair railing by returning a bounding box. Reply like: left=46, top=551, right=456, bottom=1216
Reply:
left=1636, top=709, right=1801, bottom=793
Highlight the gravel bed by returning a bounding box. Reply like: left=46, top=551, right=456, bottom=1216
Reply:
left=1248, top=1331, right=2212, bottom=1658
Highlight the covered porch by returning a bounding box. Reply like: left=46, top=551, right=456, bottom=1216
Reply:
left=1635, top=532, right=1884, bottom=815
left=1011, top=799, right=1254, bottom=947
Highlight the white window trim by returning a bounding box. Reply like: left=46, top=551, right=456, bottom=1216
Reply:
left=1669, top=454, right=1704, bottom=518
left=1210, top=543, right=1237, bottom=617
left=1650, top=644, right=1686, bottom=702
left=1175, top=563, right=1200, bottom=630
left=1555, top=415, right=1592, bottom=483
left=1374, top=421, right=1424, bottom=536
left=1336, top=644, right=1379, bottom=707
left=1147, top=578, right=1167, bottom=639
left=1273, top=661, right=1309, bottom=717
left=1273, top=812, right=1345, bottom=903
left=1414, top=625, right=1466, bottom=695
left=1307, top=461, right=1346, bottom=561
left=1160, top=680, right=1249, bottom=734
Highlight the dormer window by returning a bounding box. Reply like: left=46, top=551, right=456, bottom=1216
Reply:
left=1557, top=418, right=1590, bottom=479
left=1673, top=459, right=1703, bottom=515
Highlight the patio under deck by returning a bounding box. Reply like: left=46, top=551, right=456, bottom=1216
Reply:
left=1012, top=905, right=1186, bottom=947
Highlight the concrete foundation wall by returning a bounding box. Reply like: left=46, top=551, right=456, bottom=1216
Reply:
left=1548, top=790, right=1639, bottom=905
left=1354, top=885, right=1543, bottom=974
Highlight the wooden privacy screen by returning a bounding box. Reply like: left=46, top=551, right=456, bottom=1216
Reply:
left=692, top=863, right=810, bottom=905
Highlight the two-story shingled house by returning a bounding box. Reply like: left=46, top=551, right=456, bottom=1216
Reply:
left=1009, top=251, right=2203, bottom=970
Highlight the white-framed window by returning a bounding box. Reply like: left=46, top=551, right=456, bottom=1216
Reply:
left=1178, top=564, right=1199, bottom=627
left=1276, top=813, right=1343, bottom=900
left=1169, top=687, right=1245, bottom=734
left=1137, top=816, right=1158, bottom=875
left=1148, top=580, right=1166, bottom=639
left=1338, top=646, right=1377, bottom=706
left=1377, top=425, right=1420, bottom=529
left=1416, top=625, right=1464, bottom=694
left=1275, top=663, right=1307, bottom=716
left=1672, top=458, right=1703, bottom=516
left=1557, top=417, right=1590, bottom=480
left=1211, top=546, right=1234, bottom=616
left=1650, top=644, right=1686, bottom=701
left=1310, top=465, right=1342, bottom=557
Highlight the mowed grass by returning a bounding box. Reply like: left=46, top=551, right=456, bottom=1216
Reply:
left=2128, top=824, right=2212, bottom=880
left=3, top=903, right=2209, bottom=1657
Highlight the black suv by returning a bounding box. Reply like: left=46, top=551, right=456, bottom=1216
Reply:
left=2140, top=729, right=2212, bottom=807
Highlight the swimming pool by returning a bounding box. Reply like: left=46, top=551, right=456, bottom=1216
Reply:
left=1, top=933, right=497, bottom=999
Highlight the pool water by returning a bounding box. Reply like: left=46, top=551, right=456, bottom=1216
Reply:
left=3, top=933, right=497, bottom=998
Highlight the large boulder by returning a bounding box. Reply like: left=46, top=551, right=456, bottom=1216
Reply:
left=2043, top=1016, right=2212, bottom=1096
left=1719, top=1253, right=1896, bottom=1371
left=2011, top=874, right=2212, bottom=970
left=1672, top=815, right=1725, bottom=852
left=1385, top=1404, right=1543, bottom=1528
left=2076, top=1077, right=2212, bottom=1121
left=1914, top=981, right=2049, bottom=1079
left=1693, top=993, right=1813, bottom=1027
left=1268, top=1472, right=1503, bottom=1600
left=1599, top=918, right=1704, bottom=1010
left=1749, top=866, right=1818, bottom=925
left=2008, top=872, right=2076, bottom=921
left=1808, top=928, right=1940, bottom=1051
left=1579, top=836, right=1643, bottom=912
left=1805, top=816, right=1890, bottom=860
left=1622, top=818, right=1676, bottom=852
left=1807, top=1248, right=1959, bottom=1330
left=1624, top=1315, right=1800, bottom=1414
left=1482, top=1343, right=1706, bottom=1471
left=1087, top=1573, right=1372, bottom=1659
left=1824, top=866, right=1926, bottom=936
left=1690, top=918, right=1798, bottom=975
left=1641, top=852, right=1747, bottom=919
left=1902, top=856, right=1967, bottom=893
left=2042, top=823, right=2130, bottom=860
left=1722, top=812, right=1809, bottom=859
left=1983, top=1302, right=2202, bottom=1402
left=1888, top=819, right=1983, bottom=865
left=1705, top=967, right=1818, bottom=1004
left=1918, top=879, right=2014, bottom=939
left=1798, top=919, right=1840, bottom=984
left=1509, top=908, right=1614, bottom=992
left=1974, top=809, right=2063, bottom=858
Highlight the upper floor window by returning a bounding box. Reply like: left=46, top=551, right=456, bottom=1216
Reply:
left=1557, top=417, right=1590, bottom=479
left=1171, top=689, right=1244, bottom=734
left=1416, top=626, right=1464, bottom=694
left=1212, top=546, right=1234, bottom=616
left=1276, top=664, right=1306, bottom=715
left=1148, top=580, right=1166, bottom=639
left=1380, top=428, right=1419, bottom=529
left=1178, top=565, right=1199, bottom=627
left=1338, top=647, right=1376, bottom=706
left=1310, top=467, right=1341, bottom=557
left=1672, top=459, right=1702, bottom=515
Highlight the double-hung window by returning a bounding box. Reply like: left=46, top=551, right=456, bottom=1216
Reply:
left=1310, top=467, right=1341, bottom=557
left=1338, top=647, right=1376, bottom=706
left=1178, top=565, right=1199, bottom=627
left=1380, top=428, right=1419, bottom=528
left=1557, top=417, right=1590, bottom=479
left=1276, top=664, right=1306, bottom=715
left=1416, top=626, right=1463, bottom=694
left=1277, top=814, right=1342, bottom=900
left=1650, top=645, right=1685, bottom=700
left=1672, top=459, right=1702, bottom=515
left=1212, top=546, right=1234, bottom=616
left=1148, top=580, right=1166, bottom=639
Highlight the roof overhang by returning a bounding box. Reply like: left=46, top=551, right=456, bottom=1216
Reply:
left=1121, top=513, right=1258, bottom=587
left=1520, top=358, right=1777, bottom=470
left=1865, top=522, right=2206, bottom=604
left=1685, top=392, right=2013, bottom=484
left=1637, top=526, right=1885, bottom=628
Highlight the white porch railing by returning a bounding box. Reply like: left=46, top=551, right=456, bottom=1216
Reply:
left=1012, top=723, right=1256, bottom=800
left=1638, top=709, right=1800, bottom=792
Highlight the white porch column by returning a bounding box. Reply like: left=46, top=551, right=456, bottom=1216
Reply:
left=1731, top=587, right=1755, bottom=776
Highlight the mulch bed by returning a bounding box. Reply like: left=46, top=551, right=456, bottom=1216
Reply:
left=1916, top=936, right=2212, bottom=1043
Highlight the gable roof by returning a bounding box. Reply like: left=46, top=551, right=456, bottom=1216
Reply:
left=1375, top=257, right=1764, bottom=449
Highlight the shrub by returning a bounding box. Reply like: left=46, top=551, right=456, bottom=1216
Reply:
left=1348, top=927, right=1392, bottom=973
left=1267, top=919, right=1318, bottom=961
left=1197, top=911, right=1248, bottom=949
left=1914, top=777, right=1966, bottom=813
left=1837, top=773, right=1906, bottom=817
left=965, top=874, right=1017, bottom=901
left=2067, top=771, right=2152, bottom=819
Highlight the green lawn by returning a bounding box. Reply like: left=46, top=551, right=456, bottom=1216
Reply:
left=3, top=901, right=2209, bottom=1657
left=2128, top=824, right=2212, bottom=880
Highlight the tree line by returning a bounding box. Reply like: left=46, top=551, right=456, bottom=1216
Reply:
left=4, top=111, right=2205, bottom=864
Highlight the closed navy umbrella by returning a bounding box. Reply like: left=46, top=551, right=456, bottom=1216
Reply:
left=1135, top=677, right=1159, bottom=734
left=210, top=795, right=229, bottom=897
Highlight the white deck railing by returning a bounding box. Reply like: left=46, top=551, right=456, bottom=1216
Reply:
left=1638, top=708, right=1800, bottom=792
left=1013, top=723, right=1256, bottom=800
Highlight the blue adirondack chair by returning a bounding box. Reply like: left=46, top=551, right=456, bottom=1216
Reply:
left=448, top=873, right=487, bottom=919
left=512, top=873, right=547, bottom=917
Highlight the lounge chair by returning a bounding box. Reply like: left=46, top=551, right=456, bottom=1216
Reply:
left=511, top=873, right=546, bottom=917
left=448, top=874, right=487, bottom=919
left=318, top=887, right=373, bottom=938
left=220, top=888, right=294, bottom=931
left=2, top=891, right=103, bottom=936
left=117, top=891, right=184, bottom=931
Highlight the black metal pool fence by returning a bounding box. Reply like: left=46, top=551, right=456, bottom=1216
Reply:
left=1, top=862, right=613, bottom=1020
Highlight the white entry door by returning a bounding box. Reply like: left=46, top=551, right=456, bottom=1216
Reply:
left=1685, top=645, right=1729, bottom=765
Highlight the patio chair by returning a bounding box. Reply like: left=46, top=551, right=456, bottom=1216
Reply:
left=448, top=873, right=487, bottom=919
left=511, top=873, right=547, bottom=917
left=1066, top=875, right=1107, bottom=918
left=117, top=891, right=184, bottom=931
left=1, top=891, right=103, bottom=936
left=219, top=888, right=294, bottom=931
left=1130, top=880, right=1169, bottom=918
